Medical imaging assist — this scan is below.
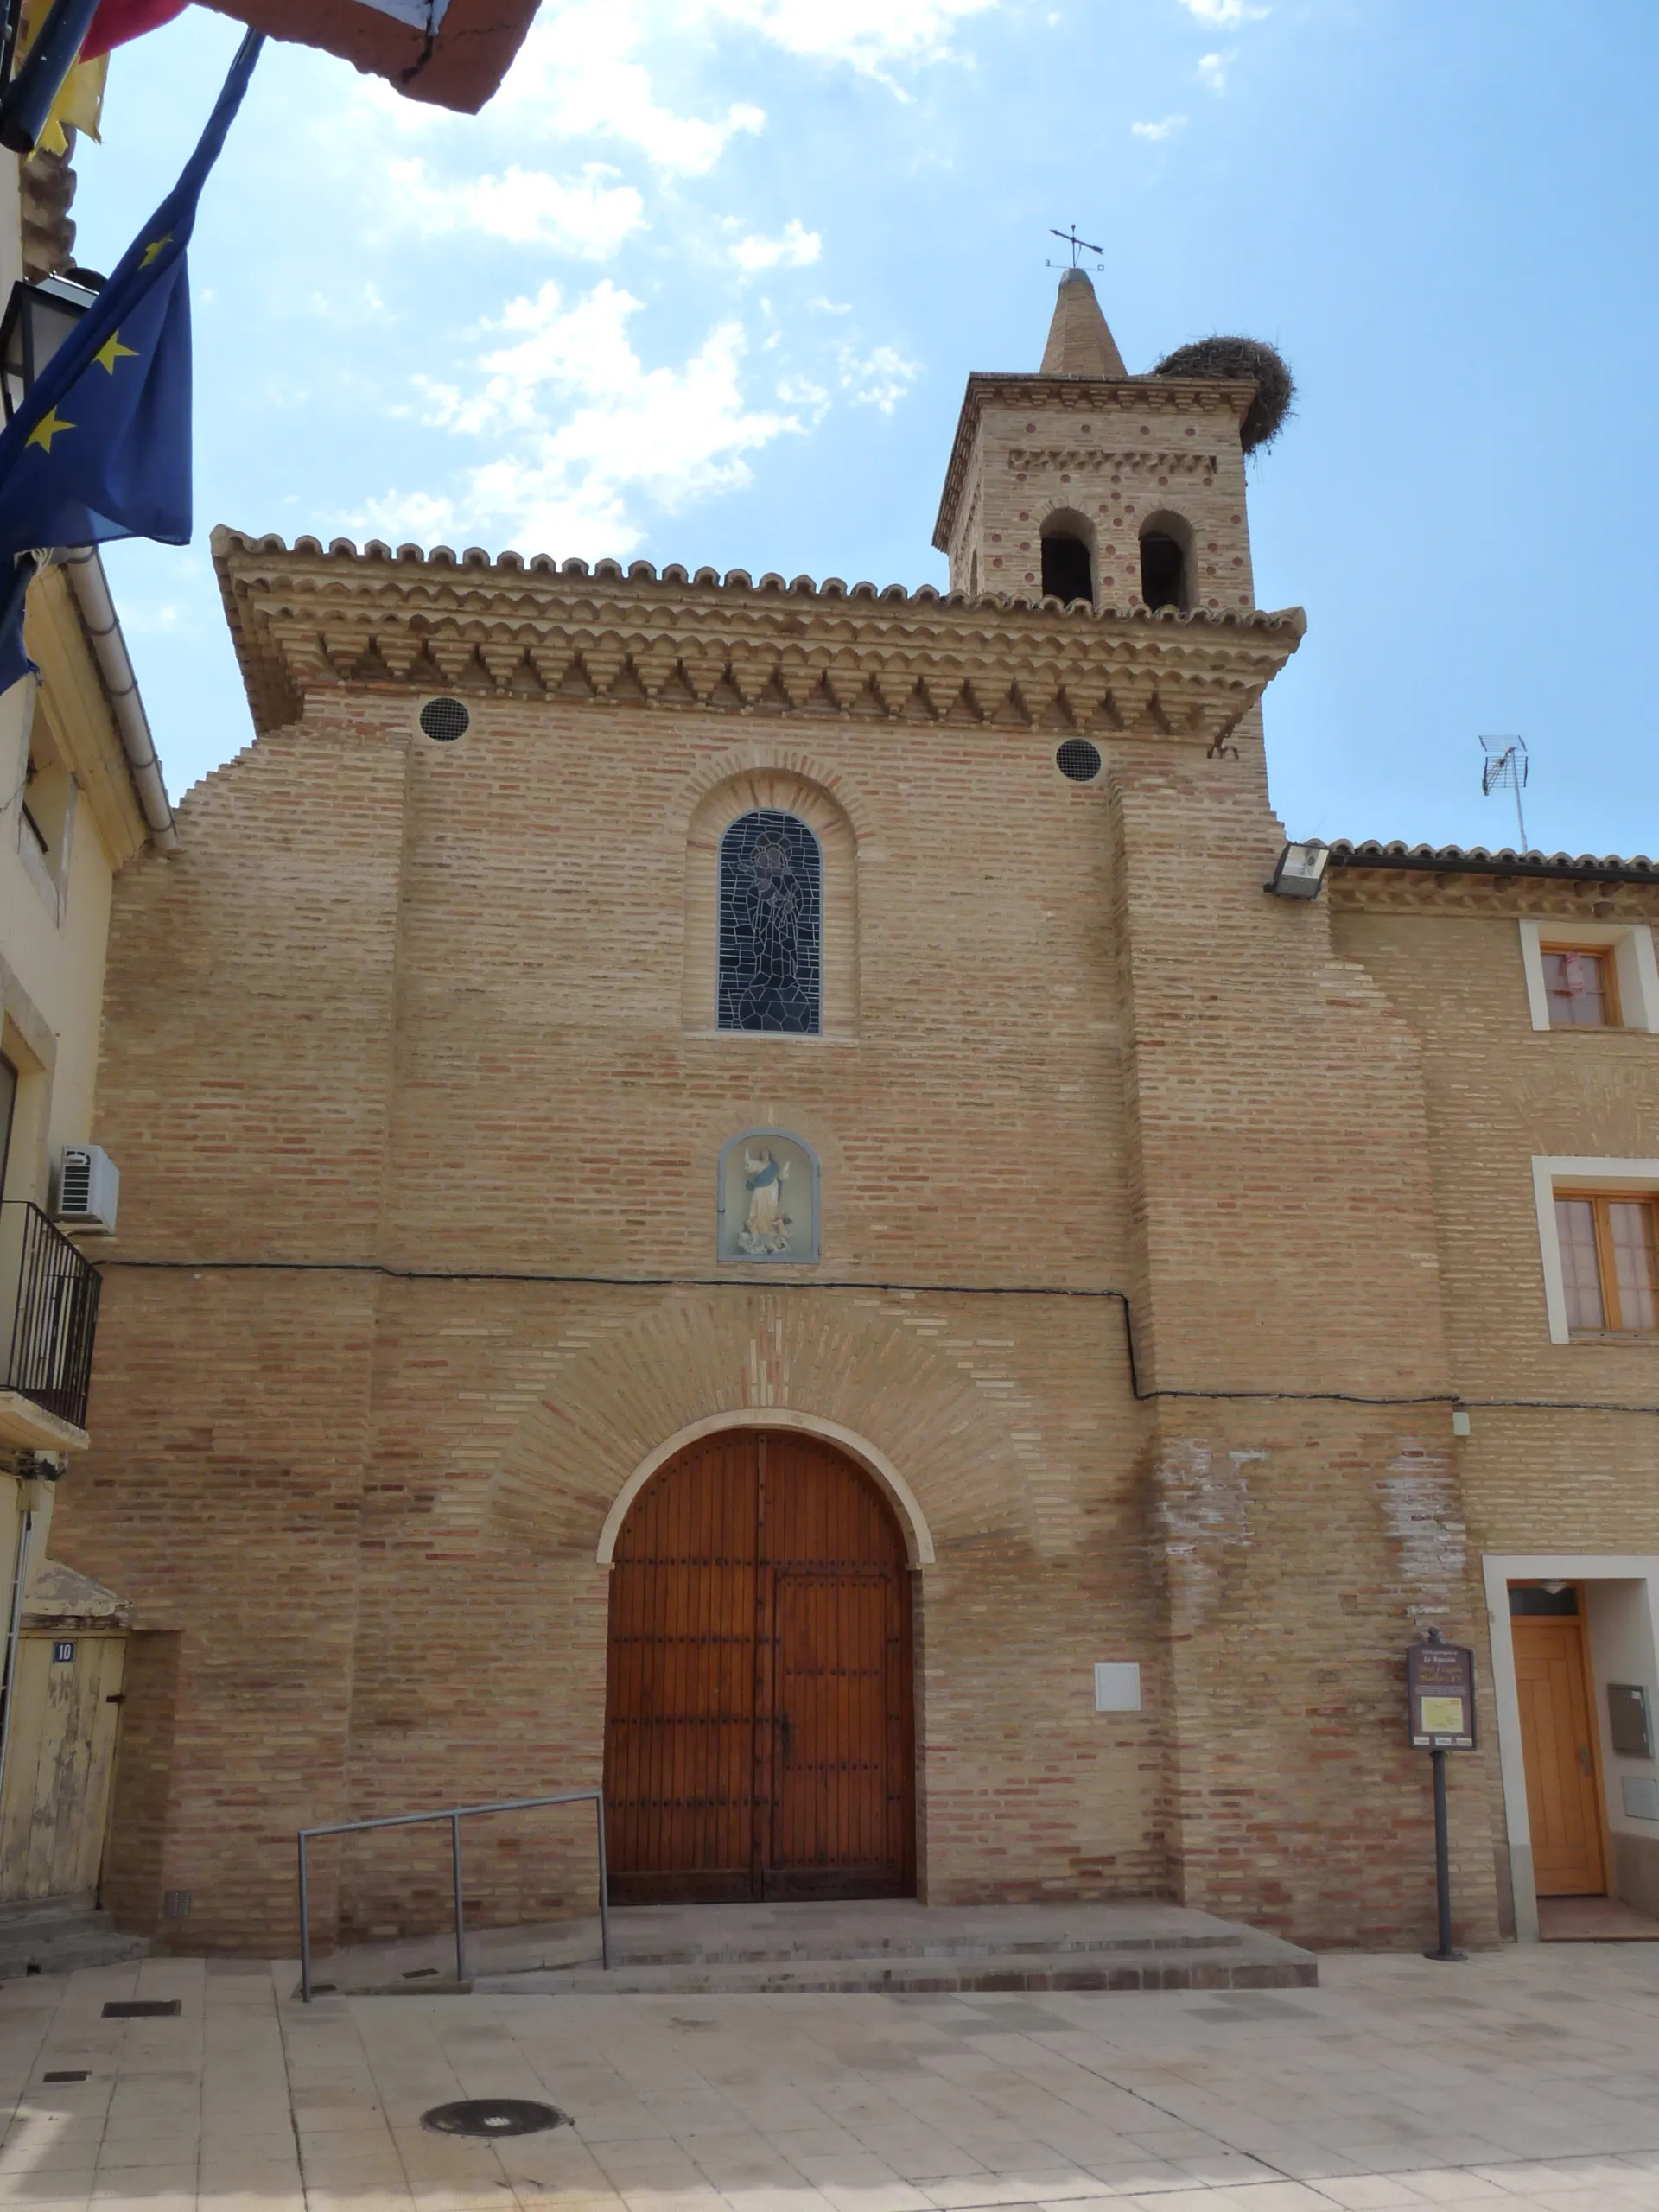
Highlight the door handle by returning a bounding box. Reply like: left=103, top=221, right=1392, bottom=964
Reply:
left=1579, top=1745, right=1592, bottom=1775
left=779, top=1713, right=793, bottom=1767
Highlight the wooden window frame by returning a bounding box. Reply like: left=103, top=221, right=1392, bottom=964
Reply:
left=1556, top=1190, right=1659, bottom=1334
left=1520, top=921, right=1659, bottom=1034
left=1540, top=943, right=1621, bottom=1030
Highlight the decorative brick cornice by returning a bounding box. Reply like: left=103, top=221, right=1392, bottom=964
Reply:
left=211, top=527, right=1305, bottom=746
left=1007, top=448, right=1221, bottom=480
left=932, top=373, right=1255, bottom=551
left=1328, top=869, right=1659, bottom=920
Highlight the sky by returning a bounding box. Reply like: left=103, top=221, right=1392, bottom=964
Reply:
left=65, top=0, right=1659, bottom=854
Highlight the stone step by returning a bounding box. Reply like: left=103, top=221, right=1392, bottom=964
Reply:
left=294, top=1901, right=1318, bottom=1999
left=477, top=1943, right=1316, bottom=1997
left=608, top=1928, right=1243, bottom=1965
left=588, top=1900, right=1300, bottom=1968
left=0, top=1908, right=148, bottom=1979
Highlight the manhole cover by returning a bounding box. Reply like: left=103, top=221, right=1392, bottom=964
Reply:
left=421, top=2100, right=569, bottom=2139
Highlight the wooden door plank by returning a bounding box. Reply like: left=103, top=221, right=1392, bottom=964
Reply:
left=75, top=1639, right=125, bottom=1899
left=0, top=1638, right=48, bottom=1901
left=605, top=1433, right=761, bottom=1902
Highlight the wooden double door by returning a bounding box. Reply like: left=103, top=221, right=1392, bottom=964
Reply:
left=604, top=1431, right=915, bottom=1904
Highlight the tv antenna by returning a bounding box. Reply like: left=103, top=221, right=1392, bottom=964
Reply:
left=1047, top=225, right=1104, bottom=273
left=1480, top=735, right=1529, bottom=851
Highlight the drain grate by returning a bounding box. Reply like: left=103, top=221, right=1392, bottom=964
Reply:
left=422, top=2099, right=569, bottom=2139
left=42, top=2071, right=88, bottom=2083
left=101, top=2000, right=181, bottom=2019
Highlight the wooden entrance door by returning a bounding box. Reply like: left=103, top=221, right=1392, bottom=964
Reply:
left=1514, top=1614, right=1605, bottom=1897
left=604, top=1431, right=914, bottom=1904
left=0, top=1632, right=126, bottom=1905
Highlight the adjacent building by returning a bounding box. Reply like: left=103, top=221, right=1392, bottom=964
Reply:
left=54, top=270, right=1658, bottom=1957
left=0, top=130, right=175, bottom=1949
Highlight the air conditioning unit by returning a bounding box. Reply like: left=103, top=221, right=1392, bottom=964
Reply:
left=53, top=1145, right=119, bottom=1234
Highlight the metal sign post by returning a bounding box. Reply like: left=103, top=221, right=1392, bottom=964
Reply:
left=1407, top=1629, right=1476, bottom=1961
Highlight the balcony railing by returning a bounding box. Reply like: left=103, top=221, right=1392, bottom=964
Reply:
left=0, top=1202, right=100, bottom=1433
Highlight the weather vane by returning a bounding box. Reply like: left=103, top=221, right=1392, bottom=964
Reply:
left=1047, top=225, right=1104, bottom=273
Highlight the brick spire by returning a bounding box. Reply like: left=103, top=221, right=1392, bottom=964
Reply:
left=1039, top=268, right=1127, bottom=378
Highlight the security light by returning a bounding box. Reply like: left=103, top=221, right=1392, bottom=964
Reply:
left=1265, top=839, right=1330, bottom=899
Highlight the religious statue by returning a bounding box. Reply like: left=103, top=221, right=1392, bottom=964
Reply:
left=738, top=1147, right=793, bottom=1255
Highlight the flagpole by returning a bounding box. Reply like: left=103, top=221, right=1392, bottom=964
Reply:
left=0, top=0, right=104, bottom=153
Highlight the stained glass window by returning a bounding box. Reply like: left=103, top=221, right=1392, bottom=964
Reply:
left=718, top=810, right=822, bottom=1034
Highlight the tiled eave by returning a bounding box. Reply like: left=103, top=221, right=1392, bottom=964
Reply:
left=931, top=374, right=1257, bottom=553
left=212, top=527, right=1306, bottom=751
left=1329, top=840, right=1659, bottom=886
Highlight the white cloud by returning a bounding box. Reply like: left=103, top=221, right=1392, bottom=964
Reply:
left=1198, top=48, right=1230, bottom=92
left=1176, top=0, right=1266, bottom=23
left=1132, top=114, right=1187, bottom=141
left=840, top=343, right=921, bottom=415
left=776, top=372, right=831, bottom=413
left=731, top=219, right=823, bottom=272
left=360, top=280, right=798, bottom=557
left=692, top=0, right=1001, bottom=73
left=388, top=159, right=645, bottom=256
left=494, top=1, right=766, bottom=175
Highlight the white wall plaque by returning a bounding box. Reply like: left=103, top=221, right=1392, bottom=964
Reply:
left=1094, top=1662, right=1141, bottom=1713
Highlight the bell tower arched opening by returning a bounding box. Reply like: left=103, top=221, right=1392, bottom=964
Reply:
left=1039, top=507, right=1096, bottom=607
left=604, top=1428, right=917, bottom=1904
left=1140, top=510, right=1194, bottom=613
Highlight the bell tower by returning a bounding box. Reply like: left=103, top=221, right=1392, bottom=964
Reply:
left=933, top=269, right=1260, bottom=620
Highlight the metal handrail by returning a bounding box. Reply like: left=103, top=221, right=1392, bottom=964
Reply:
left=296, top=1788, right=610, bottom=2003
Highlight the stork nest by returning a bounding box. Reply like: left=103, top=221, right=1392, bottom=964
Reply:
left=1150, top=336, right=1294, bottom=454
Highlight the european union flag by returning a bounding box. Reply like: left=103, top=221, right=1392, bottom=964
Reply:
left=0, top=31, right=262, bottom=694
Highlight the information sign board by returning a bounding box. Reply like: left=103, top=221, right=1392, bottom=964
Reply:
left=1408, top=1637, right=1475, bottom=1750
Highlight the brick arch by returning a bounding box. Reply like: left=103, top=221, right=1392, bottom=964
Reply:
left=668, top=744, right=874, bottom=842
left=682, top=765, right=859, bottom=1038
left=482, top=1290, right=1052, bottom=1565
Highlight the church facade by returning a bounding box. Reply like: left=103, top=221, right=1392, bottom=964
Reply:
left=58, top=273, right=1659, bottom=1955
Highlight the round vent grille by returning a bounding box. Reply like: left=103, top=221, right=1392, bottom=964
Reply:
left=419, top=696, right=470, bottom=743
left=421, top=2100, right=569, bottom=2139
left=1056, top=738, right=1103, bottom=783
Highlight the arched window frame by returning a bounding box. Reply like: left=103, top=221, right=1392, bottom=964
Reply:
left=681, top=766, right=860, bottom=1041
left=1039, top=506, right=1097, bottom=608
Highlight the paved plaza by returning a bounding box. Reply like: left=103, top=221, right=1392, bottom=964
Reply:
left=3, top=1944, right=1659, bottom=2212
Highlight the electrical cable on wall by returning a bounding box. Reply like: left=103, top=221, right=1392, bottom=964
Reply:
left=99, top=1257, right=1658, bottom=1418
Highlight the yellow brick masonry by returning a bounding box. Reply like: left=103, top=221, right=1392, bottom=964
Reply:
left=55, top=278, right=1639, bottom=1960
left=1331, top=874, right=1659, bottom=1929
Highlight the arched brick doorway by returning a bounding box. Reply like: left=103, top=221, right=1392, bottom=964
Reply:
left=604, top=1427, right=916, bottom=1904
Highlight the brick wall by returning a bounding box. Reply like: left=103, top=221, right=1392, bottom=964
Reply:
left=50, top=348, right=1632, bottom=1955
left=1332, top=877, right=1659, bottom=1918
